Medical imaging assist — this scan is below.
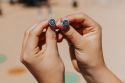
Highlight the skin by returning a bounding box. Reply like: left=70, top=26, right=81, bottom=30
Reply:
left=21, top=13, right=122, bottom=83
left=57, top=13, right=122, bottom=83
left=20, top=20, right=64, bottom=83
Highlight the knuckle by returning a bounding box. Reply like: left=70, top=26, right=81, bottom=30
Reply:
left=50, top=34, right=56, bottom=40
left=24, top=28, right=32, bottom=36
left=29, top=29, right=36, bottom=36
left=96, top=23, right=101, bottom=28
left=20, top=55, right=30, bottom=64
left=97, top=23, right=102, bottom=29
left=67, top=31, right=75, bottom=39
left=95, top=23, right=102, bottom=31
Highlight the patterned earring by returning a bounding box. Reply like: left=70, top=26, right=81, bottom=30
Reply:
left=61, top=19, right=70, bottom=32
left=49, top=18, right=56, bottom=31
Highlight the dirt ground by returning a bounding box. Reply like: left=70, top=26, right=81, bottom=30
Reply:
left=0, top=0, right=125, bottom=83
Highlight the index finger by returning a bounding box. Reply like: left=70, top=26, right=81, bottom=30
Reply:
left=30, top=20, right=49, bottom=36
left=26, top=20, right=49, bottom=51
left=66, top=13, right=99, bottom=28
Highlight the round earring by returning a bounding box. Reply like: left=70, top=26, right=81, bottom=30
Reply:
left=61, top=19, right=70, bottom=32
left=49, top=18, right=56, bottom=31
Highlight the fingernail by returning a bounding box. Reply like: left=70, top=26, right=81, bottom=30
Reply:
left=49, top=18, right=56, bottom=31
left=61, top=19, right=70, bottom=32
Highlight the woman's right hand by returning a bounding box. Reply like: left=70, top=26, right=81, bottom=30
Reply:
left=57, top=13, right=122, bottom=83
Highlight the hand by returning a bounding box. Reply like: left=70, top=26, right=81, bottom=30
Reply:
left=20, top=20, right=64, bottom=83
left=57, top=13, right=104, bottom=72
left=57, top=13, right=122, bottom=83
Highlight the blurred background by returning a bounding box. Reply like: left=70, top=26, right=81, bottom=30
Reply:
left=0, top=0, right=125, bottom=83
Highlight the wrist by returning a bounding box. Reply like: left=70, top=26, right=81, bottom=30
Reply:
left=37, top=71, right=65, bottom=83
left=80, top=65, right=106, bottom=82
left=37, top=64, right=65, bottom=83
left=80, top=65, right=122, bottom=83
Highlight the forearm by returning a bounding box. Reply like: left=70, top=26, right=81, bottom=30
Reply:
left=81, top=66, right=122, bottom=83
left=24, top=63, right=65, bottom=83
left=38, top=72, right=64, bottom=83
left=38, top=75, right=64, bottom=83
left=32, top=69, right=64, bottom=83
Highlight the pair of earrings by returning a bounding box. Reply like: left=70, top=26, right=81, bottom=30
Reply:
left=49, top=18, right=70, bottom=32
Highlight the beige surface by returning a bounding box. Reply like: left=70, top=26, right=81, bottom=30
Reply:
left=0, top=0, right=125, bottom=83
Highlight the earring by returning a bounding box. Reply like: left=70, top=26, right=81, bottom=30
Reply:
left=61, top=19, right=70, bottom=32
left=49, top=18, right=56, bottom=31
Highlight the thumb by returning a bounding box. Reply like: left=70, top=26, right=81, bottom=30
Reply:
left=57, top=20, right=82, bottom=47
left=46, top=27, right=58, bottom=51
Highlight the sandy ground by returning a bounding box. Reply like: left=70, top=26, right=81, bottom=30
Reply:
left=0, top=0, right=125, bottom=83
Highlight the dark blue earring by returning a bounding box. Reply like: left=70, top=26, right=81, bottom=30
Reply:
left=61, top=19, right=70, bottom=32
left=49, top=18, right=56, bottom=31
